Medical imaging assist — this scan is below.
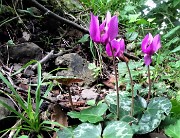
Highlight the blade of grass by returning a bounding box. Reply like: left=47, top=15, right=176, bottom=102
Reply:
left=0, top=100, right=31, bottom=124
left=35, top=61, right=42, bottom=122
left=39, top=82, right=54, bottom=107
left=0, top=72, right=28, bottom=113
left=27, top=85, right=35, bottom=121
left=11, top=60, right=38, bottom=76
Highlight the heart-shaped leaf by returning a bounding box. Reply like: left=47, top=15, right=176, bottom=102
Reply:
left=73, top=123, right=101, bottom=138
left=68, top=103, right=108, bottom=123
left=136, top=97, right=172, bottom=134
left=103, top=121, right=133, bottom=138
left=57, top=127, right=73, bottom=138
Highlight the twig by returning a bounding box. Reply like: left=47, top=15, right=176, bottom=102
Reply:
left=29, top=0, right=89, bottom=33
left=67, top=86, right=74, bottom=111
left=31, top=50, right=55, bottom=70
left=31, top=48, right=75, bottom=70
left=124, top=52, right=140, bottom=61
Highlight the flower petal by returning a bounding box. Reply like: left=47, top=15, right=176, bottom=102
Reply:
left=111, top=39, right=120, bottom=56
left=144, top=54, right=152, bottom=66
left=152, top=34, right=161, bottom=53
left=119, top=39, right=125, bottom=53
left=106, top=42, right=112, bottom=56
left=106, top=11, right=111, bottom=24
left=101, top=32, right=109, bottom=44
left=107, top=16, right=118, bottom=41
left=141, top=33, right=153, bottom=54
left=106, top=39, right=125, bottom=57
left=89, top=13, right=100, bottom=43
left=99, top=20, right=106, bottom=32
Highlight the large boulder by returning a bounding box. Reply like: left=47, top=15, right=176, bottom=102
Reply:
left=0, top=42, right=43, bottom=63
left=55, top=53, right=95, bottom=86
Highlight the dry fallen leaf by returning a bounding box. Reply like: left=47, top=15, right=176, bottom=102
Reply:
left=81, top=87, right=98, bottom=100
left=51, top=104, right=68, bottom=128
left=102, top=75, right=116, bottom=89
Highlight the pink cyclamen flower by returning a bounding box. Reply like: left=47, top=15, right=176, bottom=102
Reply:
left=106, top=39, right=125, bottom=57
left=141, top=33, right=161, bottom=66
left=89, top=11, right=118, bottom=44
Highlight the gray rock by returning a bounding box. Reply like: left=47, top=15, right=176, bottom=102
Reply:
left=55, top=53, right=95, bottom=86
left=0, top=96, right=15, bottom=120
left=1, top=42, right=43, bottom=63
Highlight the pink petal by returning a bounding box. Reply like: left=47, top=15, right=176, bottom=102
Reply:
left=89, top=13, right=100, bottom=43
left=119, top=39, right=125, bottom=53
left=101, top=32, right=109, bottom=44
left=106, top=42, right=112, bottom=56
left=141, top=33, right=153, bottom=54
left=144, top=54, right=152, bottom=66
left=107, top=16, right=118, bottom=41
left=106, top=11, right=111, bottom=24
left=152, top=34, right=161, bottom=53
left=106, top=39, right=125, bottom=57
left=99, top=20, right=106, bottom=32
left=111, top=39, right=120, bottom=56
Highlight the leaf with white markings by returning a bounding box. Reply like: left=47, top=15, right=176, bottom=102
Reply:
left=103, top=121, right=133, bottom=138
left=73, top=123, right=101, bottom=138
left=136, top=97, right=172, bottom=134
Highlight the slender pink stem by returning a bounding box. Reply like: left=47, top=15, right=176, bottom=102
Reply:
left=147, top=65, right=151, bottom=103
left=124, top=59, right=134, bottom=116
left=109, top=42, right=120, bottom=120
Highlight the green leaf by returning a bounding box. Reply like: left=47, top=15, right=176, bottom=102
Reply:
left=170, top=99, right=180, bottom=119
left=68, top=103, right=108, bottom=123
left=57, top=127, right=73, bottom=138
left=136, top=97, right=172, bottom=134
left=18, top=7, right=42, bottom=18
left=136, top=18, right=149, bottom=25
left=7, top=39, right=15, bottom=46
left=165, top=36, right=179, bottom=47
left=18, top=135, right=29, bottom=138
left=173, top=0, right=180, bottom=7
left=129, top=13, right=141, bottom=23
left=102, top=121, right=133, bottom=138
left=124, top=5, right=136, bottom=12
left=78, top=34, right=89, bottom=43
left=105, top=92, right=131, bottom=112
left=133, top=96, right=147, bottom=115
left=88, top=63, right=97, bottom=70
left=73, top=123, right=101, bottom=138
left=165, top=119, right=180, bottom=138
left=163, top=26, right=180, bottom=39
left=90, top=39, right=96, bottom=59
left=171, top=45, right=180, bottom=53
left=121, top=115, right=138, bottom=124
left=125, top=32, right=138, bottom=41
left=147, top=18, right=156, bottom=22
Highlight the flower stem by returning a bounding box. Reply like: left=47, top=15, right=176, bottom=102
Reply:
left=124, top=58, right=134, bottom=116
left=147, top=65, right=151, bottom=103
left=109, top=43, right=120, bottom=120
left=67, top=86, right=74, bottom=111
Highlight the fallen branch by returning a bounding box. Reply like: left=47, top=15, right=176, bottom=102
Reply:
left=29, top=0, right=89, bottom=33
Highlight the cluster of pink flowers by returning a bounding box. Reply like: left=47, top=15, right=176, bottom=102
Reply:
left=89, top=11, right=125, bottom=57
left=89, top=11, right=161, bottom=66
